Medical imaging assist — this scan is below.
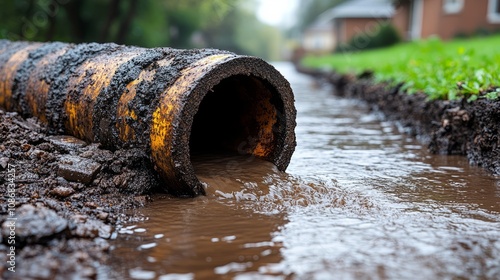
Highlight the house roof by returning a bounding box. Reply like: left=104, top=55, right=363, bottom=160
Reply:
left=315, top=0, right=394, bottom=25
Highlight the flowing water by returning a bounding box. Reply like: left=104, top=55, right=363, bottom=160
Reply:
left=108, top=62, right=500, bottom=280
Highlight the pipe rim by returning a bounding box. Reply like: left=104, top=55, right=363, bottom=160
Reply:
left=173, top=55, right=296, bottom=196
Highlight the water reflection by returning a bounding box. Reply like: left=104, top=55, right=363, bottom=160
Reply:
left=109, top=62, right=500, bottom=279
left=111, top=195, right=286, bottom=279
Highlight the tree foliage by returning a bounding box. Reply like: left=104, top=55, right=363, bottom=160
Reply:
left=295, top=0, right=347, bottom=32
left=0, top=0, right=283, bottom=60
left=202, top=3, right=284, bottom=60
left=0, top=0, right=237, bottom=47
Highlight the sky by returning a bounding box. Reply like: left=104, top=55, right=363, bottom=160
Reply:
left=256, top=0, right=299, bottom=27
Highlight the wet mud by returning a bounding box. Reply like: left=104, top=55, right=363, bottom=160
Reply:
left=296, top=65, right=500, bottom=175
left=0, top=109, right=160, bottom=279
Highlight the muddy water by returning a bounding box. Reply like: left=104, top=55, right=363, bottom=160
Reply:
left=109, top=63, right=500, bottom=279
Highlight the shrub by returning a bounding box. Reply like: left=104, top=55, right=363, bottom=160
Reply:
left=453, top=31, right=469, bottom=39
left=336, top=22, right=401, bottom=53
left=475, top=27, right=492, bottom=37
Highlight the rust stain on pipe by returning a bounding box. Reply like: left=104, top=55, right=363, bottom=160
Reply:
left=0, top=40, right=296, bottom=197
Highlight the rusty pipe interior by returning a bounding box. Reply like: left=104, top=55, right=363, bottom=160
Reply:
left=190, top=75, right=280, bottom=156
left=0, top=40, right=296, bottom=197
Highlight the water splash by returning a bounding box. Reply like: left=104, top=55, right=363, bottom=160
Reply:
left=193, top=154, right=375, bottom=215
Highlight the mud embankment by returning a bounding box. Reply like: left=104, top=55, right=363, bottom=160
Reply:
left=0, top=109, right=159, bottom=279
left=296, top=65, right=500, bottom=174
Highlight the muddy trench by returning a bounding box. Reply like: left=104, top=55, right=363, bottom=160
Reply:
left=0, top=53, right=498, bottom=278
left=296, top=65, right=500, bottom=175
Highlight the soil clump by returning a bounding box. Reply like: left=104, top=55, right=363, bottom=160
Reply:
left=0, top=109, right=162, bottom=279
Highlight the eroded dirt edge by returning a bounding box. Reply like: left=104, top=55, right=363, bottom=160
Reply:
left=0, top=109, right=164, bottom=279
left=297, top=66, right=500, bottom=175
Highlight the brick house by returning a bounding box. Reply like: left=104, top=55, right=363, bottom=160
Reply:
left=302, top=21, right=338, bottom=54
left=302, top=0, right=500, bottom=53
left=302, top=0, right=395, bottom=53
left=392, top=0, right=500, bottom=40
left=331, top=0, right=395, bottom=44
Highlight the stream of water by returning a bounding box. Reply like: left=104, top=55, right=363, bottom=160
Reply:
left=108, top=62, right=500, bottom=280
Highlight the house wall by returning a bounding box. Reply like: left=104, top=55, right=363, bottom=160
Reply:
left=393, top=0, right=500, bottom=40
left=419, top=0, right=441, bottom=38
left=338, top=17, right=391, bottom=44
left=434, top=0, right=500, bottom=39
left=392, top=2, right=411, bottom=40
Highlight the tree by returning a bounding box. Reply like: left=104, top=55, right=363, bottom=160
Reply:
left=200, top=1, right=285, bottom=61
left=0, top=0, right=287, bottom=59
left=0, top=0, right=238, bottom=47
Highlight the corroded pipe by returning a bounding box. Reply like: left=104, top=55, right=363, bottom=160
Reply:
left=0, top=40, right=296, bottom=197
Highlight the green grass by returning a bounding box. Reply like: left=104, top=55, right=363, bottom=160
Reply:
left=302, top=35, right=500, bottom=101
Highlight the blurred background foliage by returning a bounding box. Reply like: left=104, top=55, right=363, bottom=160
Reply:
left=293, top=0, right=346, bottom=33
left=0, top=0, right=347, bottom=60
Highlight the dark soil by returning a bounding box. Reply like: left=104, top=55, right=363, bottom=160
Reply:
left=0, top=109, right=164, bottom=279
left=296, top=65, right=500, bottom=174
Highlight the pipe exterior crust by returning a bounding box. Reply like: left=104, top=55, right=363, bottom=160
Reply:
left=0, top=40, right=296, bottom=197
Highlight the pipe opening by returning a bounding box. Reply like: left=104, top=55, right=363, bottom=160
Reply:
left=189, top=74, right=283, bottom=161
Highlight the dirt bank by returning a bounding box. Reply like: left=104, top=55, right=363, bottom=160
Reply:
left=296, top=66, right=500, bottom=175
left=0, top=109, right=163, bottom=279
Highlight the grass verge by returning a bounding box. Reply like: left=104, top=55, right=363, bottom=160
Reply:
left=302, top=35, right=500, bottom=101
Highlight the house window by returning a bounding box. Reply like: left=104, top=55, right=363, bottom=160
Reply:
left=488, top=0, right=500, bottom=23
left=443, top=0, right=464, bottom=14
